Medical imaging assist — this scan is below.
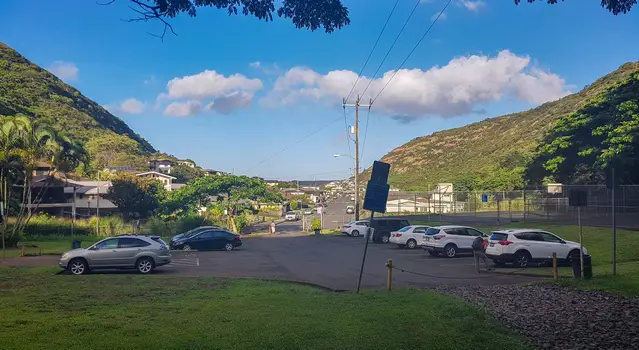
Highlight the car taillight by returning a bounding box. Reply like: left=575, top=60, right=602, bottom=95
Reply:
left=433, top=235, right=444, bottom=240
left=395, top=234, right=402, bottom=237
left=343, top=226, right=351, bottom=229
left=498, top=240, right=513, bottom=246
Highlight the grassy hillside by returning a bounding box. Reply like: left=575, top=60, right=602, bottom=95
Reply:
left=364, top=62, right=639, bottom=191
left=0, top=42, right=156, bottom=156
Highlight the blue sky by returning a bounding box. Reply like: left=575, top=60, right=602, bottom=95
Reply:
left=1, top=0, right=638, bottom=180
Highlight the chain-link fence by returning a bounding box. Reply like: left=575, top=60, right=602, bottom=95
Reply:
left=366, top=185, right=639, bottom=229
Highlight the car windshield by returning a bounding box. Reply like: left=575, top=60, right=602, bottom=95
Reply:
left=398, top=226, right=412, bottom=232
left=183, top=229, right=204, bottom=238
left=424, top=228, right=440, bottom=236
left=490, top=232, right=509, bottom=241
left=287, top=212, right=296, bottom=215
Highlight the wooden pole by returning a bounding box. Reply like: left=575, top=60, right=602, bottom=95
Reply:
left=386, top=259, right=393, bottom=292
left=552, top=252, right=558, bottom=281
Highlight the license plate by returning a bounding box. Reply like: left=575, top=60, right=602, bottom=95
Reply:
left=424, top=237, right=430, bottom=241
left=489, top=242, right=494, bottom=247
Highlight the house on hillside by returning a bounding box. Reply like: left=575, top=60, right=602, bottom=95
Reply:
left=177, top=160, right=196, bottom=168
left=32, top=162, right=53, bottom=177
left=148, top=159, right=174, bottom=174
left=201, top=169, right=228, bottom=176
left=136, top=171, right=176, bottom=191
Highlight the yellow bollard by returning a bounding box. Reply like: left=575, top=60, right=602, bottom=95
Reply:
left=386, top=259, right=393, bottom=292
left=552, top=252, right=558, bottom=281
left=21, top=245, right=24, bottom=257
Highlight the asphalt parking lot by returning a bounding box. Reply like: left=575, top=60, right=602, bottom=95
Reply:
left=160, top=232, right=539, bottom=290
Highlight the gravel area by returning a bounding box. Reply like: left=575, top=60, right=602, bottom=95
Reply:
left=433, top=283, right=639, bottom=350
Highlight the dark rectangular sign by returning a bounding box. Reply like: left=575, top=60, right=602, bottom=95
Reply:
left=569, top=190, right=588, bottom=207
left=369, top=161, right=390, bottom=185
left=363, top=182, right=390, bottom=213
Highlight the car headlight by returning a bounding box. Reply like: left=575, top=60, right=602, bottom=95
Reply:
left=61, top=253, right=70, bottom=259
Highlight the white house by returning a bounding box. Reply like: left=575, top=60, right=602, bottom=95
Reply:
left=136, top=171, right=176, bottom=191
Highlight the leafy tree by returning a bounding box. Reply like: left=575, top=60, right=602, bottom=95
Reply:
left=513, top=0, right=636, bottom=14
left=104, top=173, right=167, bottom=221
left=171, top=164, right=202, bottom=183
left=108, top=0, right=350, bottom=38
left=84, top=133, right=148, bottom=171
left=526, top=72, right=639, bottom=185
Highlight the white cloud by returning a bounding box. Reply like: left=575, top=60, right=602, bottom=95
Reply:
left=249, top=61, right=261, bottom=69
left=164, top=100, right=203, bottom=117
left=165, top=70, right=262, bottom=100
left=431, top=12, right=447, bottom=21
left=249, top=61, right=282, bottom=76
left=105, top=98, right=145, bottom=115
left=262, top=50, right=569, bottom=119
left=204, top=91, right=254, bottom=115
left=459, top=0, right=486, bottom=12
left=47, top=61, right=78, bottom=81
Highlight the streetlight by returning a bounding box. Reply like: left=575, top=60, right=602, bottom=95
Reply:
left=333, top=154, right=354, bottom=159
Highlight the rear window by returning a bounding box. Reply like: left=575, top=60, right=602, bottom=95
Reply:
left=151, top=237, right=168, bottom=247
left=489, top=232, right=509, bottom=241
left=398, top=226, right=412, bottom=232
left=425, top=228, right=440, bottom=236
left=287, top=211, right=296, bottom=215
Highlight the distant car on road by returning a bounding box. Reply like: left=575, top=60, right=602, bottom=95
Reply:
left=389, top=225, right=430, bottom=249
left=486, top=229, right=588, bottom=268
left=421, top=225, right=487, bottom=258
left=346, top=205, right=355, bottom=214
left=170, top=228, right=242, bottom=251
left=342, top=221, right=370, bottom=237
left=369, top=218, right=410, bottom=244
left=303, top=208, right=315, bottom=215
left=59, top=235, right=171, bottom=275
left=285, top=211, right=299, bottom=221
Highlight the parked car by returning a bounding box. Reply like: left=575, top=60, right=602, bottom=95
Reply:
left=346, top=205, right=355, bottom=214
left=170, top=225, right=219, bottom=246
left=421, top=225, right=487, bottom=258
left=59, top=235, right=171, bottom=275
left=285, top=211, right=299, bottom=221
left=170, top=228, right=242, bottom=251
left=303, top=208, right=316, bottom=215
left=342, top=221, right=370, bottom=237
left=389, top=225, right=430, bottom=249
left=485, top=229, right=588, bottom=268
left=369, top=218, right=410, bottom=244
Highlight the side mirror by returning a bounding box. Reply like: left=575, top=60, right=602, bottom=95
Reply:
left=89, top=246, right=97, bottom=250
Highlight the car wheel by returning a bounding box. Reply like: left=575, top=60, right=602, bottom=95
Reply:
left=381, top=235, right=390, bottom=244
left=406, top=239, right=417, bottom=249
left=514, top=251, right=531, bottom=268
left=68, top=258, right=88, bottom=275
left=182, top=244, right=192, bottom=251
left=567, top=249, right=581, bottom=266
left=444, top=244, right=457, bottom=258
left=351, top=230, right=360, bottom=237
left=493, top=259, right=506, bottom=267
left=428, top=251, right=439, bottom=257
left=136, top=257, right=155, bottom=274
left=224, top=243, right=234, bottom=251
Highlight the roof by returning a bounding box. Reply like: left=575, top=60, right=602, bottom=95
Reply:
left=135, top=171, right=176, bottom=179
left=492, top=228, right=546, bottom=234
left=432, top=225, right=473, bottom=229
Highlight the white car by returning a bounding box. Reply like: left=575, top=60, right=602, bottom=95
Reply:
left=285, top=211, right=299, bottom=221
left=342, top=221, right=369, bottom=237
left=485, top=229, right=588, bottom=268
left=421, top=225, right=487, bottom=258
left=389, top=225, right=430, bottom=249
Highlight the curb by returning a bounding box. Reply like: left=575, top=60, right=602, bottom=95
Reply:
left=492, top=270, right=553, bottom=278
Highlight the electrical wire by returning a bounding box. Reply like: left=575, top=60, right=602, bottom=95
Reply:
left=241, top=115, right=343, bottom=174
left=342, top=106, right=352, bottom=158
left=344, top=0, right=402, bottom=104
left=359, top=0, right=423, bottom=98
left=360, top=106, right=372, bottom=167
left=372, top=0, right=452, bottom=105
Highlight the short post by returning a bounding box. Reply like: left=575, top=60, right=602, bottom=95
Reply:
left=552, top=252, right=558, bottom=281
left=386, top=259, right=393, bottom=292
left=21, top=245, right=25, bottom=257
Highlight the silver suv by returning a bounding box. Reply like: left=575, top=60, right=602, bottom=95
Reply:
left=59, top=235, right=171, bottom=275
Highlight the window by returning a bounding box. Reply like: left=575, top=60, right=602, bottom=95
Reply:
left=514, top=232, right=543, bottom=241
left=413, top=227, right=427, bottom=234
left=212, top=231, right=229, bottom=238
left=119, top=238, right=150, bottom=248
left=400, top=220, right=409, bottom=227
left=539, top=232, right=563, bottom=243
left=444, top=228, right=468, bottom=236
left=95, top=238, right=118, bottom=249
left=489, top=232, right=509, bottom=241
left=425, top=228, right=440, bottom=236
left=377, top=220, right=388, bottom=227
left=398, top=226, right=412, bottom=232
left=466, top=228, right=484, bottom=237
left=197, top=231, right=214, bottom=239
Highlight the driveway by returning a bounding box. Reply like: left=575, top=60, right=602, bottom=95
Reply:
left=3, top=233, right=540, bottom=290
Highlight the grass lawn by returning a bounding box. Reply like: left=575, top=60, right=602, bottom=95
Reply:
left=0, top=267, right=531, bottom=350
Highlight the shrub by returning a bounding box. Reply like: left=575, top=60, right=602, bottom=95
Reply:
left=311, top=218, right=322, bottom=230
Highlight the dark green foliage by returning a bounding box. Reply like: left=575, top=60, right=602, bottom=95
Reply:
left=527, top=71, right=639, bottom=184
left=514, top=0, right=636, bottom=15
left=170, top=164, right=203, bottom=183
left=104, top=173, right=168, bottom=220
left=363, top=62, right=639, bottom=191
left=0, top=43, right=156, bottom=167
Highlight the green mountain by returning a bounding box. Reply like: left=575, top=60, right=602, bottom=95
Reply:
left=364, top=62, right=639, bottom=191
left=0, top=42, right=156, bottom=160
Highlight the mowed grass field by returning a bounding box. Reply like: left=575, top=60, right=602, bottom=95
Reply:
left=0, top=267, right=531, bottom=350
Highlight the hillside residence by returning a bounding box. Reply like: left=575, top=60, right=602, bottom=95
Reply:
left=32, top=162, right=53, bottom=177
left=177, top=160, right=195, bottom=168
left=202, top=169, right=228, bottom=176
left=265, top=180, right=279, bottom=187
left=148, top=159, right=174, bottom=174
left=135, top=171, right=176, bottom=191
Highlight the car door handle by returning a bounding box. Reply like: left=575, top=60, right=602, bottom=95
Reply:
left=112, top=250, right=117, bottom=252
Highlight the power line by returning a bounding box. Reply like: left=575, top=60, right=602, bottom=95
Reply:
left=342, top=106, right=352, bottom=158
left=344, top=0, right=402, bottom=104
left=242, top=115, right=343, bottom=174
left=372, top=0, right=452, bottom=105
left=360, top=0, right=422, bottom=98
left=360, top=106, right=372, bottom=167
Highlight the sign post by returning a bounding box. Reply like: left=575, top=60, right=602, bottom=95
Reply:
left=569, top=189, right=588, bottom=278
left=356, top=161, right=390, bottom=293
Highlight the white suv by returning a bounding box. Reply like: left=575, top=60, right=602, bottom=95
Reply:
left=285, top=211, right=299, bottom=221
left=421, top=225, right=487, bottom=258
left=485, top=229, right=588, bottom=268
left=342, top=221, right=369, bottom=237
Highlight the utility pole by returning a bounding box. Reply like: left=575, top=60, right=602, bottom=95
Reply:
left=343, top=95, right=372, bottom=221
